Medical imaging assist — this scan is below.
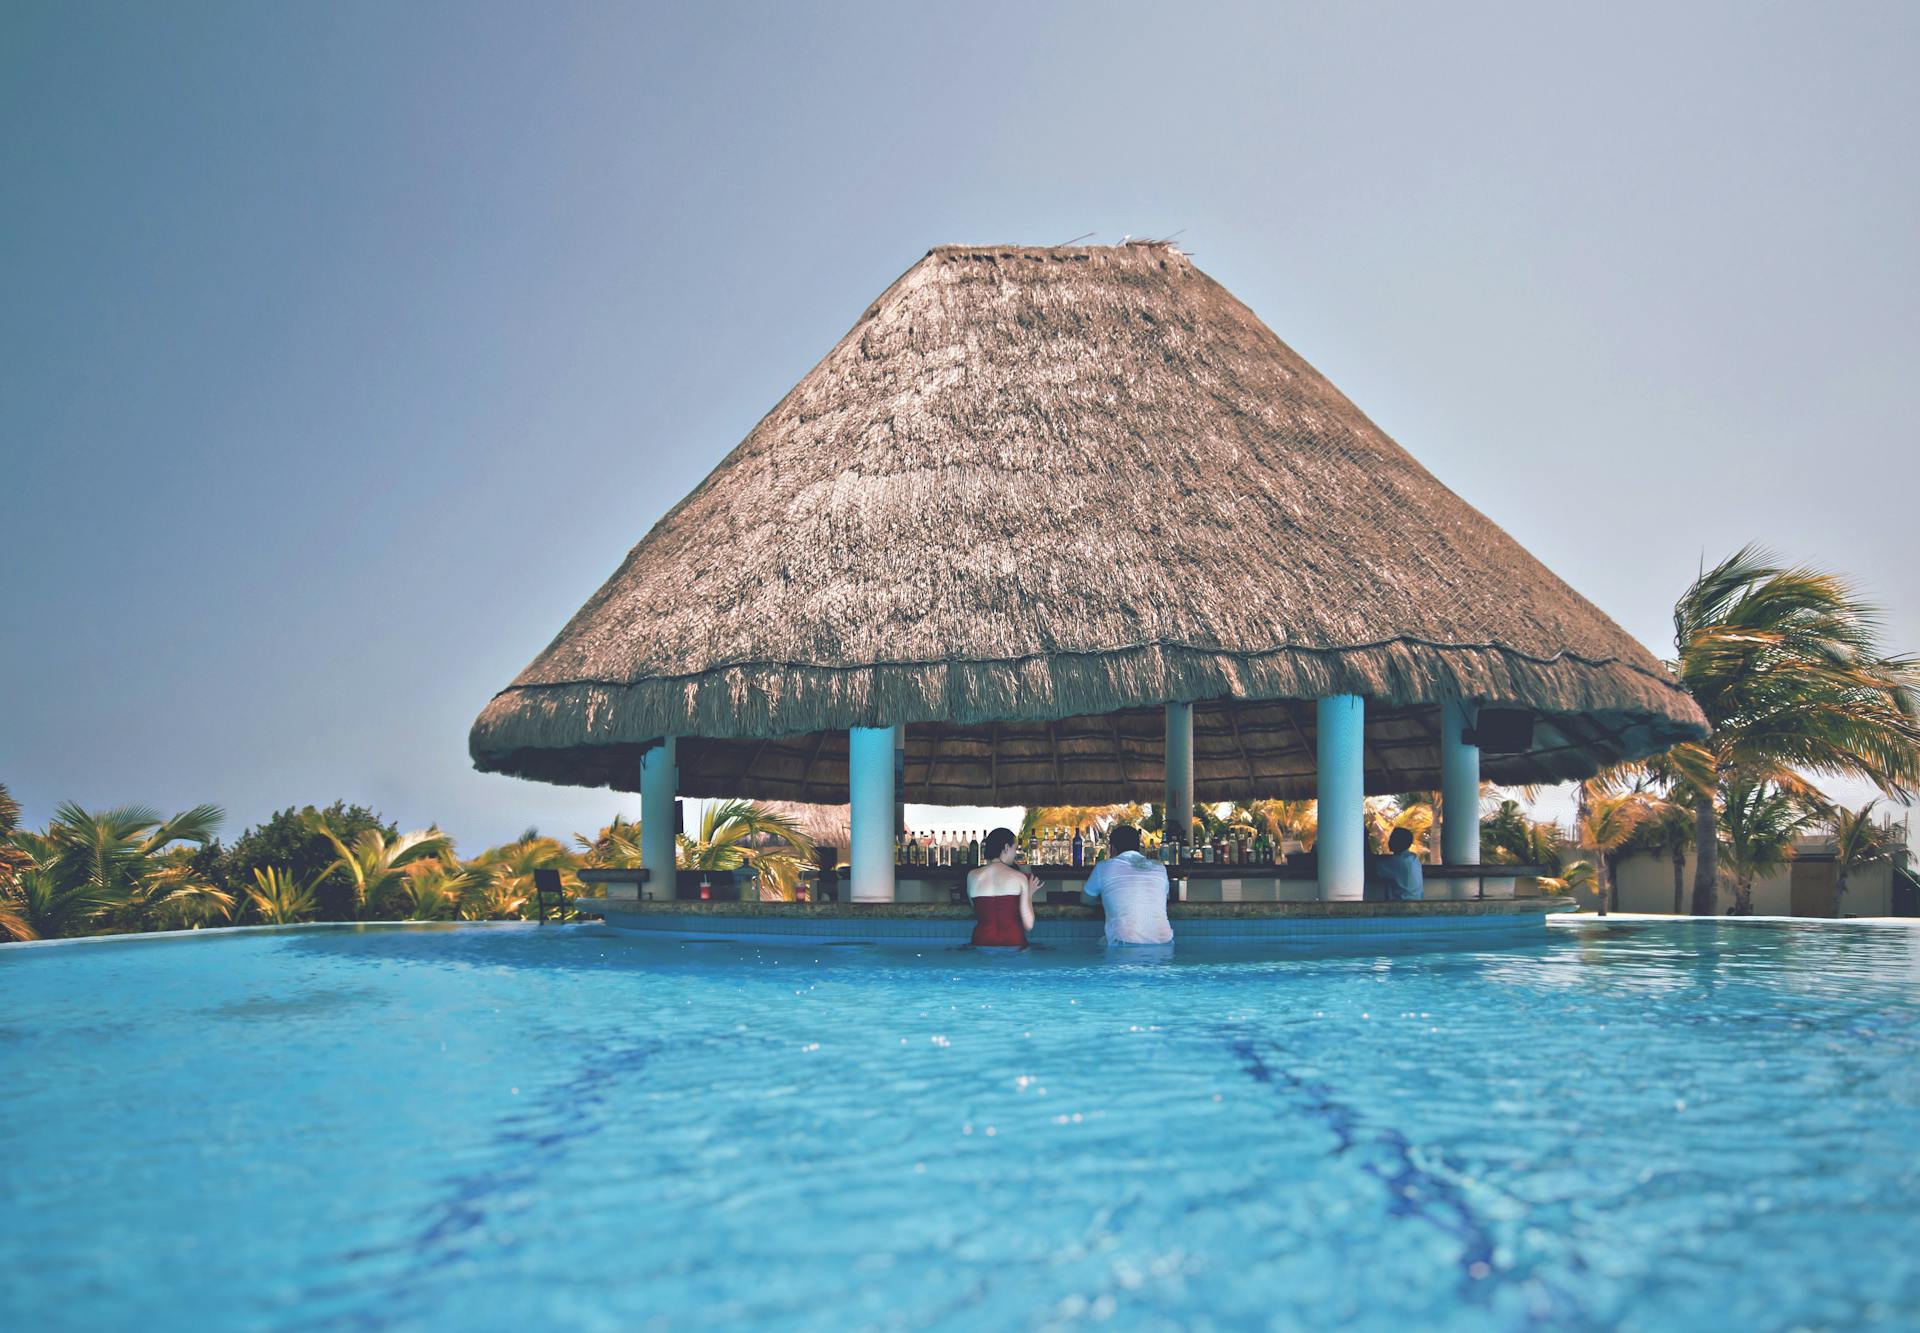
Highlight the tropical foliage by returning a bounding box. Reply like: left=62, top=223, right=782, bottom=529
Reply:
left=1716, top=780, right=1816, bottom=916
left=1669, top=547, right=1919, bottom=913
left=245, top=867, right=317, bottom=925
left=677, top=800, right=815, bottom=898
left=0, top=800, right=231, bottom=940
left=575, top=813, right=643, bottom=868
left=1579, top=792, right=1653, bottom=915
left=463, top=828, right=571, bottom=918
left=227, top=802, right=395, bottom=920
left=1826, top=800, right=1902, bottom=914
left=317, top=825, right=453, bottom=920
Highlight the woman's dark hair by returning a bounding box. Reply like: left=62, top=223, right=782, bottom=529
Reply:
left=983, top=827, right=1017, bottom=860
left=1387, top=827, right=1414, bottom=854
left=1108, top=824, right=1142, bottom=854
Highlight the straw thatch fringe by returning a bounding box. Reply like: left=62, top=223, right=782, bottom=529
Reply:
left=471, top=636, right=1698, bottom=802
left=471, top=241, right=1706, bottom=799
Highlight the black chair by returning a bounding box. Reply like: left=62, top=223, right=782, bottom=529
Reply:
left=533, top=868, right=568, bottom=923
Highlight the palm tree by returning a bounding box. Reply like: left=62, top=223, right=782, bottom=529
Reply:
left=118, top=846, right=236, bottom=932
left=398, top=861, right=472, bottom=921
left=1245, top=799, right=1317, bottom=849
left=0, top=783, right=44, bottom=940
left=458, top=876, right=532, bottom=920
left=1020, top=805, right=1132, bottom=842
left=1480, top=800, right=1534, bottom=865
left=15, top=801, right=232, bottom=937
left=1718, top=780, right=1814, bottom=915
left=678, top=800, right=814, bottom=899
left=575, top=814, right=644, bottom=868
left=0, top=783, right=32, bottom=898
left=317, top=824, right=452, bottom=919
left=1674, top=548, right=1920, bottom=914
left=1826, top=800, right=1901, bottom=917
left=1, top=866, right=108, bottom=942
left=245, top=867, right=317, bottom=924
left=1641, top=798, right=1696, bottom=916
left=466, top=827, right=576, bottom=913
left=1544, top=857, right=1600, bottom=901
left=1580, top=793, right=1651, bottom=916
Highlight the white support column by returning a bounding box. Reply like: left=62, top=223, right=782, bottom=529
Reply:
left=1165, top=701, right=1194, bottom=848
left=1441, top=699, right=1481, bottom=867
left=639, top=738, right=677, bottom=901
left=849, top=726, right=897, bottom=903
left=1316, top=695, right=1365, bottom=901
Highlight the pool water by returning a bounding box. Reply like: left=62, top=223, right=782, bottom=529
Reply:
left=3, top=920, right=1917, bottom=1331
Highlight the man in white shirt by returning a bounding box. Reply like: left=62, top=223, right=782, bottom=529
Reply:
left=1083, top=824, right=1174, bottom=946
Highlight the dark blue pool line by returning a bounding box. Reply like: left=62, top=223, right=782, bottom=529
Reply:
left=288, top=1031, right=668, bottom=1331
left=1225, top=1031, right=1597, bottom=1329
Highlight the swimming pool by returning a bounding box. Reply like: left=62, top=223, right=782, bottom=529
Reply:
left=3, top=920, right=1916, bottom=1330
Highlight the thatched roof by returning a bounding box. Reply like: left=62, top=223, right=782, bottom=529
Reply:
left=473, top=242, right=1707, bottom=802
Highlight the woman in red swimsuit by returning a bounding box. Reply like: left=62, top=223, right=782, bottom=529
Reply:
left=966, top=827, right=1037, bottom=948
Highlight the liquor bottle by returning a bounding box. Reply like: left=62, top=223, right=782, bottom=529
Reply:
left=968, top=831, right=981, bottom=866
left=1071, top=826, right=1085, bottom=867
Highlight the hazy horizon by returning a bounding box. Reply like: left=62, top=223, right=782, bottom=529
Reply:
left=4, top=1, right=1916, bottom=852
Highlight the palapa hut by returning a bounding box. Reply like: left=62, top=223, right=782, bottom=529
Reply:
left=472, top=241, right=1706, bottom=903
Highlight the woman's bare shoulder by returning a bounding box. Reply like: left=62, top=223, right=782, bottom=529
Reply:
left=968, top=863, right=1022, bottom=896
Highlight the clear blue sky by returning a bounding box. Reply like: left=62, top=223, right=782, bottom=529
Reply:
left=4, top=1, right=1916, bottom=851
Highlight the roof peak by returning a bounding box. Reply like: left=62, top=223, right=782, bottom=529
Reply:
left=924, top=240, right=1189, bottom=265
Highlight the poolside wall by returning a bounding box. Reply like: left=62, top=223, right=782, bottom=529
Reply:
left=579, top=902, right=1565, bottom=948
left=1608, top=852, right=1896, bottom=917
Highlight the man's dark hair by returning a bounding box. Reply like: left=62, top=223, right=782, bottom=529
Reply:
left=1387, top=827, right=1414, bottom=854
left=983, top=827, right=1017, bottom=860
left=1109, top=824, right=1142, bottom=855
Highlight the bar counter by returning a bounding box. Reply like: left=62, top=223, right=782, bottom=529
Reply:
left=863, top=862, right=1543, bottom=904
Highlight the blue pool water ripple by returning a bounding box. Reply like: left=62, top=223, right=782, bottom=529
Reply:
left=3, top=920, right=1918, bottom=1330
